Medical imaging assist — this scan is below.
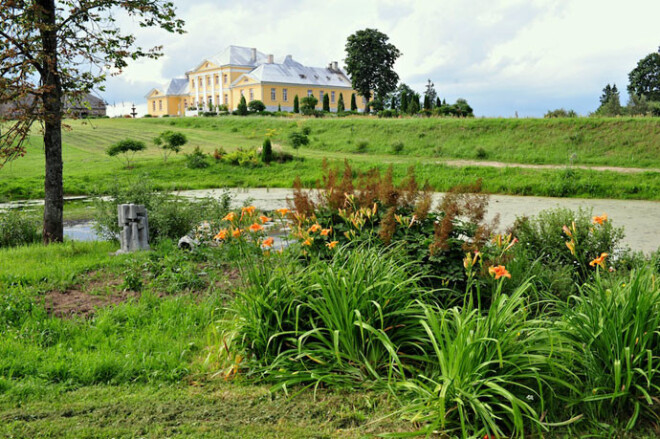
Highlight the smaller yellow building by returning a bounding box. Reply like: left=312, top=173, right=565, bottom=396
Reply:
left=146, top=46, right=366, bottom=116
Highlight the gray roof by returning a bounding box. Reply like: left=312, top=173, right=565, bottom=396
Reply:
left=147, top=78, right=189, bottom=98
left=206, top=45, right=269, bottom=67
left=236, top=55, right=352, bottom=88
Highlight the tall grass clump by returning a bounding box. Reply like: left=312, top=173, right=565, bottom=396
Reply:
left=561, top=268, right=660, bottom=432
left=228, top=247, right=429, bottom=388
left=0, top=209, right=40, bottom=247
left=391, top=282, right=576, bottom=438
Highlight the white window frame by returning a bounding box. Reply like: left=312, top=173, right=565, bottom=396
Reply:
left=283, top=88, right=288, bottom=101
left=331, top=91, right=335, bottom=103
left=271, top=88, right=276, bottom=101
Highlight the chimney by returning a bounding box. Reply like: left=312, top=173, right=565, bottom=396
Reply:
left=332, top=61, right=339, bottom=71
left=267, top=54, right=274, bottom=64
left=250, top=48, right=257, bottom=63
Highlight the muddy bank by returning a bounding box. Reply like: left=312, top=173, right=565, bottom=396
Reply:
left=179, top=188, right=660, bottom=254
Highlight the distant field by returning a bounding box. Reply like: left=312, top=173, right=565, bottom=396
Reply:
left=1, top=116, right=660, bottom=201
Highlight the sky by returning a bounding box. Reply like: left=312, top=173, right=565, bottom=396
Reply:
left=103, top=0, right=660, bottom=117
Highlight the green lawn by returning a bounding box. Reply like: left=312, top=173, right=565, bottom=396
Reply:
left=2, top=116, right=660, bottom=201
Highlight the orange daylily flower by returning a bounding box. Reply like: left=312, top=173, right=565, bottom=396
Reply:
left=565, top=240, right=576, bottom=256
left=592, top=214, right=608, bottom=225
left=320, top=228, right=332, bottom=236
left=488, top=265, right=511, bottom=280
left=463, top=251, right=480, bottom=270
left=275, top=208, right=290, bottom=216
left=223, top=212, right=236, bottom=222
left=308, top=224, right=322, bottom=233
left=232, top=228, right=242, bottom=238
left=562, top=225, right=572, bottom=237
left=214, top=229, right=228, bottom=241
left=302, top=238, right=313, bottom=246
left=249, top=223, right=263, bottom=233
left=589, top=252, right=608, bottom=268
left=262, top=237, right=274, bottom=248
left=326, top=240, right=338, bottom=249
left=259, top=215, right=271, bottom=223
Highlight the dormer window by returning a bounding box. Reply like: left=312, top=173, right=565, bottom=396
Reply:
left=299, top=74, right=306, bottom=79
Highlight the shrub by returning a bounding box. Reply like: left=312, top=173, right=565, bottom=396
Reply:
left=0, top=209, right=40, bottom=247
left=475, top=146, right=488, bottom=159
left=213, top=147, right=226, bottom=161
left=153, top=130, right=187, bottom=162
left=236, top=95, right=248, bottom=116
left=142, top=114, right=152, bottom=118
left=322, top=93, right=330, bottom=112
left=337, top=93, right=345, bottom=112
left=106, top=139, right=146, bottom=168
left=185, top=146, right=209, bottom=169
left=260, top=138, right=273, bottom=164
left=300, top=95, right=318, bottom=115
left=223, top=148, right=261, bottom=167
left=301, top=126, right=312, bottom=136
left=288, top=131, right=309, bottom=149
left=545, top=108, right=578, bottom=118
left=378, top=109, right=396, bottom=118
left=248, top=100, right=266, bottom=112
left=350, top=93, right=357, bottom=111
left=293, top=95, right=299, bottom=113
left=391, top=141, right=404, bottom=154
left=355, top=140, right=369, bottom=153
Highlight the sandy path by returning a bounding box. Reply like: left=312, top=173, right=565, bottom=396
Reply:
left=180, top=188, right=660, bottom=253
left=436, top=159, right=660, bottom=174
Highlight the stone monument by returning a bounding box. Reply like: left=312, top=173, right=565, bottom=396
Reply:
left=117, top=204, right=150, bottom=253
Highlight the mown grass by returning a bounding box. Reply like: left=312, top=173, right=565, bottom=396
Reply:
left=1, top=116, right=660, bottom=201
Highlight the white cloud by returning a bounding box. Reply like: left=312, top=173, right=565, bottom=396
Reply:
left=102, top=0, right=660, bottom=116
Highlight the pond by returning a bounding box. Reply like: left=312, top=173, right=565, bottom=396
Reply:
left=64, top=221, right=104, bottom=242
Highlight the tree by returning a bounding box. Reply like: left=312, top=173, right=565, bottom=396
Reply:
left=106, top=139, right=146, bottom=169
left=236, top=95, right=248, bottom=115
left=424, top=79, right=437, bottom=109
left=344, top=28, right=401, bottom=112
left=390, top=95, right=396, bottom=110
left=0, top=0, right=184, bottom=243
left=248, top=100, right=266, bottom=112
left=400, top=91, right=409, bottom=113
left=300, top=95, right=318, bottom=115
left=627, top=49, right=660, bottom=102
left=153, top=131, right=187, bottom=162
left=627, top=93, right=650, bottom=115
left=350, top=93, right=357, bottom=111
left=597, top=83, right=622, bottom=116
left=337, top=93, right=345, bottom=112
left=261, top=138, right=273, bottom=164
left=323, top=92, right=330, bottom=112
left=436, top=97, right=442, bottom=108
left=408, top=93, right=420, bottom=114
left=293, top=95, right=300, bottom=113
left=277, top=103, right=282, bottom=112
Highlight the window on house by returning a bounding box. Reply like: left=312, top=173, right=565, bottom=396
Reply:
left=198, top=78, right=202, bottom=87
left=223, top=74, right=228, bottom=83
left=283, top=89, right=288, bottom=101
left=319, top=91, right=324, bottom=101
left=249, top=89, right=254, bottom=101
left=362, top=97, right=367, bottom=104
left=207, top=76, right=211, bottom=86
left=307, top=90, right=312, bottom=97
left=215, top=76, right=219, bottom=85
left=208, top=96, right=213, bottom=107
left=331, top=91, right=335, bottom=103
left=158, top=100, right=162, bottom=110
left=152, top=101, right=156, bottom=111
left=224, top=94, right=228, bottom=104
left=299, top=74, right=306, bottom=79
left=215, top=95, right=219, bottom=105
left=271, top=88, right=276, bottom=101
left=184, top=99, right=187, bottom=108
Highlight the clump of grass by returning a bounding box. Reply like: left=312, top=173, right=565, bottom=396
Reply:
left=391, top=141, right=404, bottom=154
left=355, top=140, right=369, bottom=153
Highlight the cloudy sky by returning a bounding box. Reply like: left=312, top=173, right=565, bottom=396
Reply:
left=104, top=0, right=660, bottom=117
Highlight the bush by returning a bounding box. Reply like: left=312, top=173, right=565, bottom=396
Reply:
left=0, top=210, right=40, bottom=247
left=300, top=95, right=318, bottom=115
left=378, top=109, right=397, bottom=118
left=391, top=141, right=404, bottom=154
left=236, top=96, right=248, bottom=116
left=223, top=148, right=261, bottom=167
left=475, top=146, right=488, bottom=159
left=106, top=139, right=146, bottom=168
left=153, top=130, right=187, bottom=162
left=293, top=95, right=299, bottom=113
left=93, top=178, right=231, bottom=242
left=545, top=108, right=578, bottom=118
left=260, top=138, right=273, bottom=164
left=213, top=147, right=226, bottom=161
left=185, top=146, right=209, bottom=169
left=248, top=100, right=266, bottom=112
left=355, top=140, right=368, bottom=153
left=288, top=131, right=309, bottom=149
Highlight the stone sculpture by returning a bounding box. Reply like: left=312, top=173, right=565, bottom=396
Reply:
left=117, top=204, right=150, bottom=253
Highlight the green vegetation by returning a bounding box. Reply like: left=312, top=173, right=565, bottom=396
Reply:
left=2, top=116, right=660, bottom=202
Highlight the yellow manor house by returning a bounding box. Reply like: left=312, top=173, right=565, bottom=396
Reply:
left=146, top=45, right=367, bottom=116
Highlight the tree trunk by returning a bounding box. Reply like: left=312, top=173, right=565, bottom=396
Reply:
left=39, top=0, right=64, bottom=243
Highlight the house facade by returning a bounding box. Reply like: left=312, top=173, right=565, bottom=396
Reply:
left=145, top=46, right=366, bottom=116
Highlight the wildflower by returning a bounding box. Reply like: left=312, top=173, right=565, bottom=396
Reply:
left=589, top=252, right=608, bottom=268
left=302, top=238, right=313, bottom=246
left=232, top=228, right=242, bottom=238
left=592, top=213, right=608, bottom=225
left=565, top=239, right=576, bottom=256
left=562, top=225, right=572, bottom=237
left=241, top=206, right=256, bottom=219
left=488, top=265, right=511, bottom=280
left=223, top=212, right=236, bottom=222
left=262, top=237, right=274, bottom=248
left=276, top=208, right=290, bottom=217
left=320, top=228, right=332, bottom=236
left=259, top=215, right=271, bottom=223
left=214, top=229, right=228, bottom=241
left=463, top=251, right=480, bottom=270
left=326, top=240, right=338, bottom=249
left=308, top=224, right=322, bottom=233
left=249, top=223, right=263, bottom=233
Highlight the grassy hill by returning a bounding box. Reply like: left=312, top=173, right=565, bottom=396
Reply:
left=1, top=116, right=660, bottom=201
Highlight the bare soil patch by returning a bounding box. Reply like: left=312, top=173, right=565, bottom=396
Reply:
left=45, top=288, right=139, bottom=318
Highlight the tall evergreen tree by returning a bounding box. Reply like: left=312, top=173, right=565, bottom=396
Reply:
left=597, top=83, right=622, bottom=116
left=350, top=93, right=357, bottom=111
left=409, top=94, right=420, bottom=114
left=261, top=138, right=273, bottom=164
left=423, top=94, right=431, bottom=111
left=423, top=79, right=437, bottom=108
left=390, top=96, right=396, bottom=110
left=293, top=95, right=300, bottom=113
left=400, top=91, right=408, bottom=113
left=236, top=95, right=248, bottom=115
left=337, top=93, right=345, bottom=112
left=436, top=97, right=442, bottom=107
left=323, top=92, right=330, bottom=112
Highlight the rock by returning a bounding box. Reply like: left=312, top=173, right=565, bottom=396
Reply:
left=178, top=235, right=198, bottom=250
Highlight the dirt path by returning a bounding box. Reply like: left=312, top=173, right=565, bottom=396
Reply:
left=437, top=159, right=660, bottom=174
left=180, top=188, right=660, bottom=253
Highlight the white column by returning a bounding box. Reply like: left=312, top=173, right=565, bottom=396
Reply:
left=211, top=72, right=216, bottom=106
left=203, top=74, right=208, bottom=110
left=196, top=75, right=200, bottom=108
